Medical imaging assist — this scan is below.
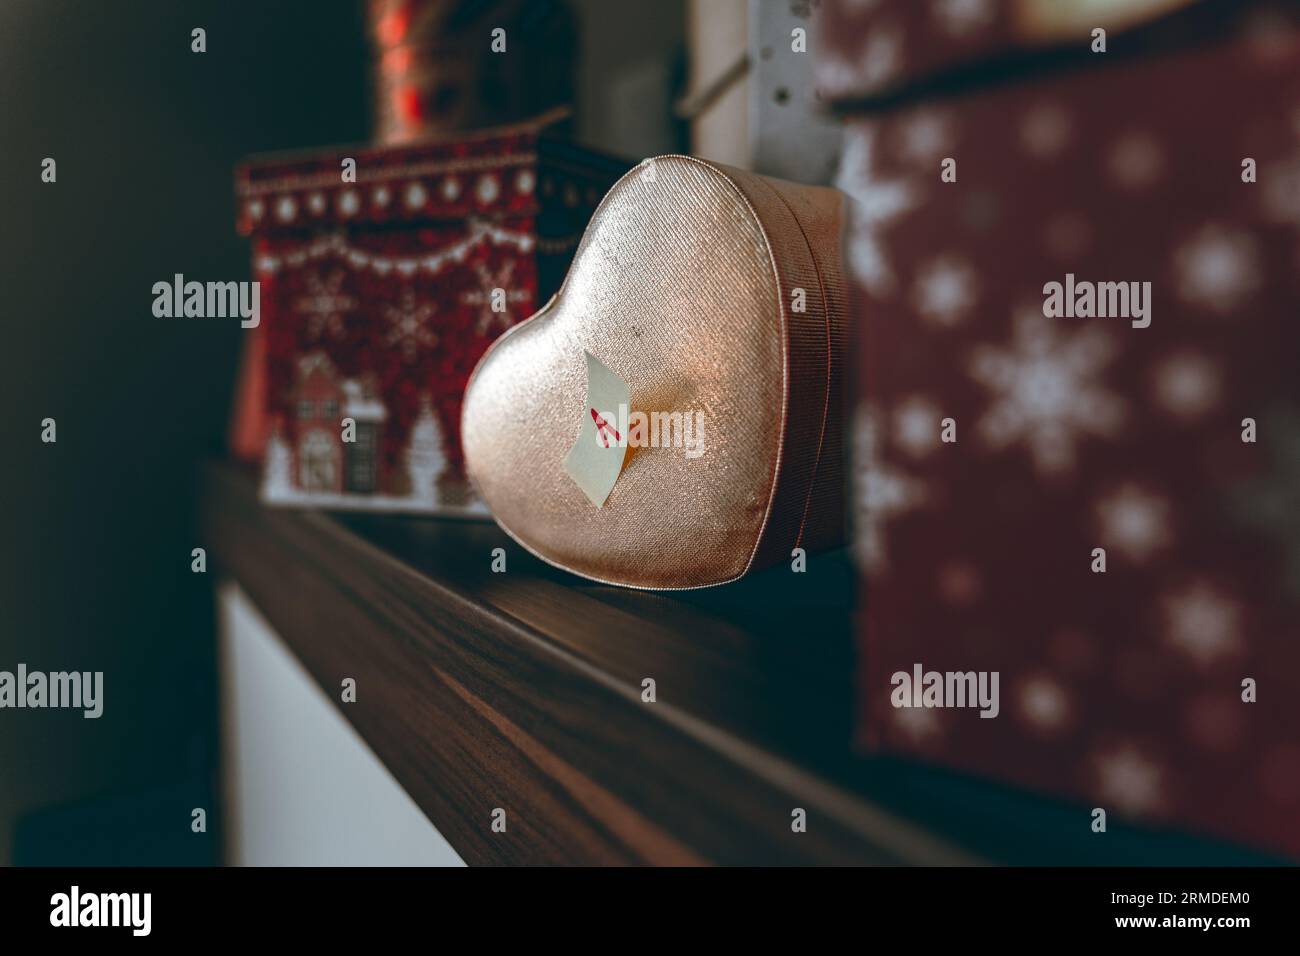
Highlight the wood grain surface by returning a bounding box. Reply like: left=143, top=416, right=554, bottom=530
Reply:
left=202, top=461, right=1279, bottom=866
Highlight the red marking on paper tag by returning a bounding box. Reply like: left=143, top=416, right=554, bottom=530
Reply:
left=590, top=408, right=622, bottom=447
left=563, top=351, right=631, bottom=507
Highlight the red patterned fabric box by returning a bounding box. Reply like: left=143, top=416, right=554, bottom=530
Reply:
left=815, top=0, right=1274, bottom=102
left=231, top=113, right=626, bottom=513
left=819, top=0, right=1300, bottom=857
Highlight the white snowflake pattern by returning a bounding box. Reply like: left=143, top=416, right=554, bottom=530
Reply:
left=1107, top=131, right=1164, bottom=189
left=1244, top=9, right=1300, bottom=64
left=893, top=395, right=943, bottom=458
left=1093, top=745, right=1165, bottom=816
left=911, top=254, right=978, bottom=327
left=834, top=126, right=918, bottom=297
left=816, top=20, right=904, bottom=98
left=895, top=109, right=953, bottom=165
left=1020, top=103, right=1072, bottom=159
left=931, top=0, right=996, bottom=36
left=460, top=260, right=530, bottom=335
left=891, top=703, right=944, bottom=744
left=381, top=288, right=439, bottom=362
left=294, top=268, right=356, bottom=341
left=1095, top=483, right=1172, bottom=564
left=853, top=406, right=927, bottom=573
left=1018, top=675, right=1071, bottom=733
left=1172, top=223, right=1262, bottom=315
left=968, top=308, right=1126, bottom=476
left=1151, top=351, right=1222, bottom=421
left=1162, top=580, right=1242, bottom=667
left=1261, top=106, right=1300, bottom=272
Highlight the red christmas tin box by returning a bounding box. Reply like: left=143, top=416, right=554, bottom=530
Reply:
left=231, top=112, right=626, bottom=513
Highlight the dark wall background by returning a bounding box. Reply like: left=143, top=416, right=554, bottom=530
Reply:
left=0, top=0, right=371, bottom=864
left=0, top=0, right=685, bottom=866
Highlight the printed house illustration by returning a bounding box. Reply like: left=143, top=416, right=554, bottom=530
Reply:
left=232, top=111, right=629, bottom=515
left=291, top=353, right=387, bottom=496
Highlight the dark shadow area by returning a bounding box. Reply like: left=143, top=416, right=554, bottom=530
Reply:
left=1, top=0, right=371, bottom=865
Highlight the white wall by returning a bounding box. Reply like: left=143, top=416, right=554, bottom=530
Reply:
left=218, top=582, right=464, bottom=866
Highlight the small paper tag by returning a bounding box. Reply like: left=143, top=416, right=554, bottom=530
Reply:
left=564, top=350, right=631, bottom=507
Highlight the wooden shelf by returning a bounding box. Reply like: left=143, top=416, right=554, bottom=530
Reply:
left=201, top=461, right=1278, bottom=865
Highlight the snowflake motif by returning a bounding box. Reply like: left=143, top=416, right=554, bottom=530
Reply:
left=1231, top=409, right=1300, bottom=599
left=834, top=126, right=918, bottom=297
left=1093, top=745, right=1165, bottom=816
left=895, top=109, right=953, bottom=165
left=1107, top=132, right=1164, bottom=189
left=1172, top=223, right=1262, bottom=315
left=1162, top=580, right=1242, bottom=667
left=381, top=288, right=439, bottom=362
left=1020, top=103, right=1072, bottom=159
left=1018, top=675, right=1070, bottom=733
left=1244, top=9, right=1300, bottom=64
left=891, top=703, right=943, bottom=744
left=1151, top=351, right=1222, bottom=421
left=460, top=260, right=530, bottom=335
left=893, top=395, right=943, bottom=458
left=931, top=0, right=996, bottom=36
left=1262, top=152, right=1300, bottom=225
left=294, top=268, right=356, bottom=341
left=816, top=19, right=903, bottom=100
left=911, top=255, right=978, bottom=327
left=853, top=406, right=927, bottom=573
left=1095, top=483, right=1172, bottom=564
left=1261, top=106, right=1300, bottom=269
left=968, top=308, right=1125, bottom=476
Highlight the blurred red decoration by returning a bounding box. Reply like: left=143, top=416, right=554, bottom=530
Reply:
left=367, top=0, right=576, bottom=144
left=819, top=0, right=1300, bottom=858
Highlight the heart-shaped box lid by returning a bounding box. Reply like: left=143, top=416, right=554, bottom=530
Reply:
left=463, top=155, right=847, bottom=590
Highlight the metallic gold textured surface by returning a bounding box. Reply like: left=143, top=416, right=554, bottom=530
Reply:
left=462, top=156, right=846, bottom=589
